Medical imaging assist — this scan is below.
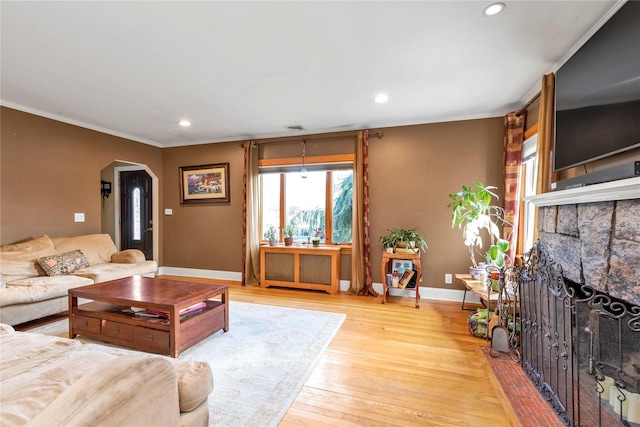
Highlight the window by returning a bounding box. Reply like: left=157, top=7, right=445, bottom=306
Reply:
left=132, top=187, right=141, bottom=241
left=262, top=174, right=280, bottom=234
left=285, top=171, right=326, bottom=240
left=331, top=170, right=352, bottom=243
left=521, top=134, right=538, bottom=251
left=260, top=168, right=353, bottom=244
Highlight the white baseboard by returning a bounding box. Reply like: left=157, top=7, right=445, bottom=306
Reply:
left=158, top=266, right=242, bottom=282
left=158, top=267, right=478, bottom=304
left=371, top=282, right=481, bottom=304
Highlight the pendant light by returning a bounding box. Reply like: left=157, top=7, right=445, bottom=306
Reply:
left=300, top=140, right=308, bottom=178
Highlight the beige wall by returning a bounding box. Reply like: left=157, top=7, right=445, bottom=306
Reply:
left=161, top=118, right=505, bottom=289
left=368, top=119, right=505, bottom=288
left=1, top=107, right=504, bottom=290
left=5, top=101, right=636, bottom=289
left=100, top=164, right=116, bottom=242
left=0, top=107, right=164, bottom=262
left=161, top=142, right=244, bottom=272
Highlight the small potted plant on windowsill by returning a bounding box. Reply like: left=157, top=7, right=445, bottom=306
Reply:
left=264, top=225, right=278, bottom=246
left=283, top=223, right=295, bottom=246
left=311, top=228, right=325, bottom=247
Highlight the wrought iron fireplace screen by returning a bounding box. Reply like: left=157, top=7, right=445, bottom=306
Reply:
left=518, top=241, right=640, bottom=427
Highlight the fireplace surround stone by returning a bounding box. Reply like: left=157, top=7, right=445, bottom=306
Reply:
left=537, top=198, right=640, bottom=306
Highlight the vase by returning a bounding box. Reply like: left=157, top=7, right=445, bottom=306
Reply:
left=311, top=239, right=320, bottom=247
left=469, top=266, right=484, bottom=280
left=284, top=237, right=293, bottom=246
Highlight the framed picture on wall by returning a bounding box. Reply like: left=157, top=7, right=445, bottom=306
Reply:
left=179, top=163, right=230, bottom=204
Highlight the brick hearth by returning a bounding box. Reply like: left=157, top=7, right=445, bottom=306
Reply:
left=480, top=346, right=564, bottom=427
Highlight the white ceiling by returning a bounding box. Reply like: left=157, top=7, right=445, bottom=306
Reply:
left=0, top=1, right=623, bottom=148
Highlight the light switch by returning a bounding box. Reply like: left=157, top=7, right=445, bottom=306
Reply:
left=164, top=209, right=173, bottom=215
left=74, top=213, right=85, bottom=222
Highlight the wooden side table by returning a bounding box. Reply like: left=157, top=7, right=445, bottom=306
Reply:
left=455, top=273, right=500, bottom=310
left=380, top=252, right=421, bottom=308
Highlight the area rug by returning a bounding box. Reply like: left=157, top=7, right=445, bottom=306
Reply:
left=27, top=301, right=346, bottom=427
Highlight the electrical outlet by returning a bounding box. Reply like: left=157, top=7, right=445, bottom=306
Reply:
left=445, top=274, right=452, bottom=284
left=74, top=213, right=85, bottom=222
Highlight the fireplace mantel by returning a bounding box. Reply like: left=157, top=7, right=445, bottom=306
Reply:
left=525, top=176, right=640, bottom=207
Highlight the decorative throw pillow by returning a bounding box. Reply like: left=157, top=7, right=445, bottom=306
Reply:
left=37, top=250, right=90, bottom=276
left=111, top=249, right=145, bottom=264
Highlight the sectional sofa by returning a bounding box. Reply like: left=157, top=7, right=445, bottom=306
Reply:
left=0, top=234, right=157, bottom=325
left=0, top=323, right=213, bottom=426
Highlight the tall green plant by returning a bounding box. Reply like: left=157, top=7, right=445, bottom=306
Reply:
left=446, top=182, right=512, bottom=268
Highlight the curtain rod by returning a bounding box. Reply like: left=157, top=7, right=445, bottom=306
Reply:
left=522, top=91, right=541, bottom=112
left=240, top=130, right=384, bottom=148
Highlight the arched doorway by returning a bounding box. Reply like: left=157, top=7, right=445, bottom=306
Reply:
left=101, top=160, right=159, bottom=261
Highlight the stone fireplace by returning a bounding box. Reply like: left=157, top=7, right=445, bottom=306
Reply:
left=523, top=177, right=640, bottom=427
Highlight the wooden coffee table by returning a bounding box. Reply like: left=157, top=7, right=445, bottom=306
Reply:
left=69, top=276, right=228, bottom=358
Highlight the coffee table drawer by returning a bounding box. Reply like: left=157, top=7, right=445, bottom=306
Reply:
left=103, top=321, right=134, bottom=341
left=73, top=315, right=101, bottom=334
left=134, top=326, right=170, bottom=350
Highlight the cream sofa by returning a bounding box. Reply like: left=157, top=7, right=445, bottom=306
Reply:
left=0, top=323, right=213, bottom=426
left=0, top=234, right=157, bottom=325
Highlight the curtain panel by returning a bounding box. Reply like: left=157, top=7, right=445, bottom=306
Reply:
left=351, top=130, right=375, bottom=296
left=533, top=73, right=556, bottom=242
left=242, top=141, right=261, bottom=286
left=503, top=111, right=525, bottom=263
left=536, top=73, right=555, bottom=195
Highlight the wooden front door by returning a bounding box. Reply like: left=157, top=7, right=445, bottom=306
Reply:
left=120, top=170, right=153, bottom=260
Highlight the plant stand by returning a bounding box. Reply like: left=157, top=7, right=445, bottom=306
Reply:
left=380, top=252, right=421, bottom=308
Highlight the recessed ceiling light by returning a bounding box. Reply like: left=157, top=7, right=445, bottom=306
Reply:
left=179, top=120, right=191, bottom=127
left=374, top=93, right=389, bottom=103
left=483, top=2, right=505, bottom=16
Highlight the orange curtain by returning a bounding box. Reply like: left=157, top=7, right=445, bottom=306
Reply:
left=503, top=111, right=525, bottom=263
left=351, top=130, right=375, bottom=295
left=241, top=141, right=260, bottom=286
left=533, top=74, right=556, bottom=242
left=536, top=73, right=555, bottom=195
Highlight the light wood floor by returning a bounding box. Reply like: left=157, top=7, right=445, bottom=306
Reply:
left=17, top=277, right=514, bottom=426
left=163, top=277, right=515, bottom=427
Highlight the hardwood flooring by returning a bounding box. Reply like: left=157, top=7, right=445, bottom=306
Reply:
left=16, top=277, right=516, bottom=426
left=165, top=277, right=516, bottom=427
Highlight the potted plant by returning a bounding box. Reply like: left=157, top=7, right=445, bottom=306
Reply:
left=283, top=223, right=295, bottom=246
left=264, top=225, right=278, bottom=246
left=379, top=227, right=428, bottom=253
left=379, top=228, right=402, bottom=253
left=446, top=182, right=512, bottom=275
left=400, top=227, right=428, bottom=253
left=311, top=227, right=325, bottom=247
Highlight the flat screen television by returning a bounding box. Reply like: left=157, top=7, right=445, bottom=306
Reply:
left=554, top=1, right=640, bottom=172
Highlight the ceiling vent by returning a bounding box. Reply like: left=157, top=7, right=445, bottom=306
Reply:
left=286, top=125, right=304, bottom=131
